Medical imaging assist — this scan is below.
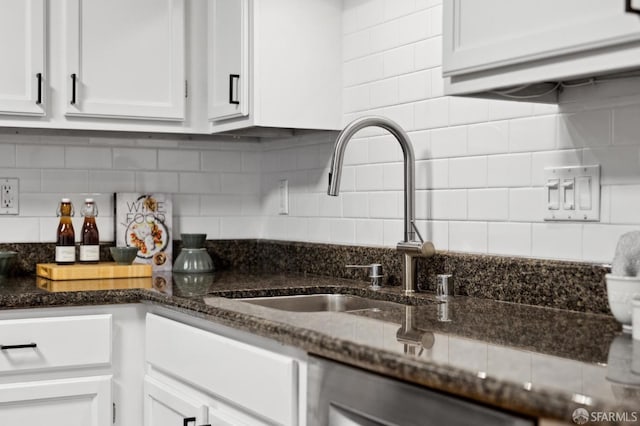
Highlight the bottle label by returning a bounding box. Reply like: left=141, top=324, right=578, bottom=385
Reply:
left=79, top=245, right=100, bottom=262
left=55, top=246, right=76, bottom=263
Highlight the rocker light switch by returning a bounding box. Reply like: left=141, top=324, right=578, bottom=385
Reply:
left=562, top=178, right=574, bottom=210
left=577, top=176, right=592, bottom=210
left=546, top=178, right=560, bottom=210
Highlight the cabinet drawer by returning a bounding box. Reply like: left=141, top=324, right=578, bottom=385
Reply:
left=146, top=313, right=297, bottom=426
left=0, top=315, right=111, bottom=373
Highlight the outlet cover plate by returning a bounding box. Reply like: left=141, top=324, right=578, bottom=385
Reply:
left=0, top=178, right=19, bottom=215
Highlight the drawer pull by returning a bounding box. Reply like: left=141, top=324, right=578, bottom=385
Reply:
left=1, top=343, right=37, bottom=350
left=183, top=417, right=196, bottom=426
left=229, top=74, right=240, bottom=105
left=36, top=73, right=43, bottom=105
left=70, top=73, right=77, bottom=105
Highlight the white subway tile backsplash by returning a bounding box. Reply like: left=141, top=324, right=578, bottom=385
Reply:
left=342, top=192, right=369, bottom=217
left=241, top=151, right=262, bottom=173
left=382, top=45, right=414, bottom=78
left=17, top=145, right=64, bottom=168
left=343, top=29, right=370, bottom=61
left=330, top=219, right=356, bottom=244
left=449, top=97, right=489, bottom=126
left=66, top=146, right=111, bottom=170
left=468, top=121, right=509, bottom=156
left=429, top=189, right=467, bottom=220
left=610, top=185, right=640, bottom=224
left=0, top=168, right=40, bottom=192
left=430, top=68, right=444, bottom=98
left=0, top=216, right=39, bottom=243
left=370, top=78, right=399, bottom=108
left=383, top=163, right=404, bottom=190
left=583, top=146, right=640, bottom=185
left=488, top=222, right=531, bottom=257
left=583, top=224, right=637, bottom=263
left=398, top=70, right=431, bottom=104
left=135, top=171, right=179, bottom=193
left=369, top=134, right=403, bottom=163
left=42, top=170, right=89, bottom=193
left=558, top=109, right=611, bottom=149
left=430, top=126, right=466, bottom=158
left=176, top=216, right=220, bottom=238
left=355, top=164, right=384, bottom=191
left=113, top=148, right=157, bottom=170
left=369, top=191, right=400, bottom=218
left=509, top=116, right=557, bottom=153
left=488, top=99, right=534, bottom=121
left=0, top=144, right=15, bottom=167
left=344, top=85, right=371, bottom=113
left=509, top=188, right=546, bottom=222
left=417, top=219, right=448, bottom=250
left=449, top=221, right=487, bottom=253
left=414, top=97, right=449, bottom=130
left=613, top=104, right=640, bottom=146
left=200, top=194, right=243, bottom=216
left=201, top=150, right=243, bottom=173
left=307, top=218, right=332, bottom=243
left=449, top=156, right=487, bottom=189
left=220, top=173, right=260, bottom=195
left=487, top=153, right=531, bottom=187
left=89, top=170, right=136, bottom=192
left=416, top=159, right=448, bottom=189
left=179, top=172, right=221, bottom=194
left=171, top=194, right=200, bottom=216
left=319, top=195, right=342, bottom=217
left=383, top=219, right=404, bottom=246
left=355, top=219, right=384, bottom=245
left=411, top=130, right=431, bottom=160
left=468, top=189, right=508, bottom=221
left=158, top=149, right=199, bottom=171
left=413, top=37, right=441, bottom=70
left=531, top=223, right=582, bottom=261
left=291, top=193, right=320, bottom=217
left=384, top=0, right=416, bottom=20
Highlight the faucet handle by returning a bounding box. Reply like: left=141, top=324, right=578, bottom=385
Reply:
left=345, top=263, right=383, bottom=289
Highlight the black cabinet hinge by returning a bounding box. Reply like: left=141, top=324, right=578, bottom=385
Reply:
left=113, top=402, right=116, bottom=424
left=185, top=80, right=188, bottom=98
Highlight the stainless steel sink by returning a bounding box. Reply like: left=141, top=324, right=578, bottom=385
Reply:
left=235, top=293, right=401, bottom=312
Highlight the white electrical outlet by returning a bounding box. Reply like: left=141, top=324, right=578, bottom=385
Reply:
left=0, top=178, right=19, bottom=215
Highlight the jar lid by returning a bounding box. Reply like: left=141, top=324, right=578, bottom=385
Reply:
left=61, top=197, right=71, bottom=202
left=85, top=198, right=94, bottom=203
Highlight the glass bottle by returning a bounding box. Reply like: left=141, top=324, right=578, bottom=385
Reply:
left=79, top=198, right=99, bottom=263
left=55, top=198, right=75, bottom=264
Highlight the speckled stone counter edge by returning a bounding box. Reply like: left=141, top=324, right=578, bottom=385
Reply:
left=0, top=239, right=611, bottom=314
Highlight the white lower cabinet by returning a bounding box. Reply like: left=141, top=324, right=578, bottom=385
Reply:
left=0, top=376, right=112, bottom=426
left=145, top=312, right=306, bottom=426
left=144, top=376, right=209, bottom=426
left=0, top=304, right=146, bottom=426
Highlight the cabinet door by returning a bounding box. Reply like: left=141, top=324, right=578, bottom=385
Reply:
left=208, top=0, right=249, bottom=121
left=0, top=0, right=45, bottom=116
left=144, top=376, right=208, bottom=426
left=444, top=0, right=640, bottom=76
left=0, top=376, right=112, bottom=426
left=65, top=0, right=185, bottom=120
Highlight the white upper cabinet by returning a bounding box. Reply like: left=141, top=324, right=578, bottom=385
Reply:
left=64, top=0, right=186, bottom=120
left=0, top=0, right=45, bottom=116
left=208, top=0, right=342, bottom=134
left=443, top=0, right=640, bottom=100
left=208, top=0, right=249, bottom=121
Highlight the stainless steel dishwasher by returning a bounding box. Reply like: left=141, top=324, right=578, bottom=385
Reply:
left=307, top=356, right=535, bottom=426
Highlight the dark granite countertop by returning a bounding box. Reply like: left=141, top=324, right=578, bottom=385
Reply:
left=0, top=271, right=633, bottom=424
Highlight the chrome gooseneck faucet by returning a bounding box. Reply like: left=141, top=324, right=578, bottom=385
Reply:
left=327, top=116, right=435, bottom=294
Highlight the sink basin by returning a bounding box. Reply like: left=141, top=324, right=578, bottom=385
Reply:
left=234, top=293, right=402, bottom=312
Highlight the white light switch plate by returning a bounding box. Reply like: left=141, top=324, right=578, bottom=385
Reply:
left=278, top=179, right=289, bottom=215
left=543, top=165, right=599, bottom=221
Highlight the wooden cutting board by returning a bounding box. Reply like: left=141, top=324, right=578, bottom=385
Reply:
left=36, top=262, right=153, bottom=281
left=36, top=276, right=153, bottom=292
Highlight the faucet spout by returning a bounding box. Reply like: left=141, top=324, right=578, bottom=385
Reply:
left=327, top=116, right=435, bottom=294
